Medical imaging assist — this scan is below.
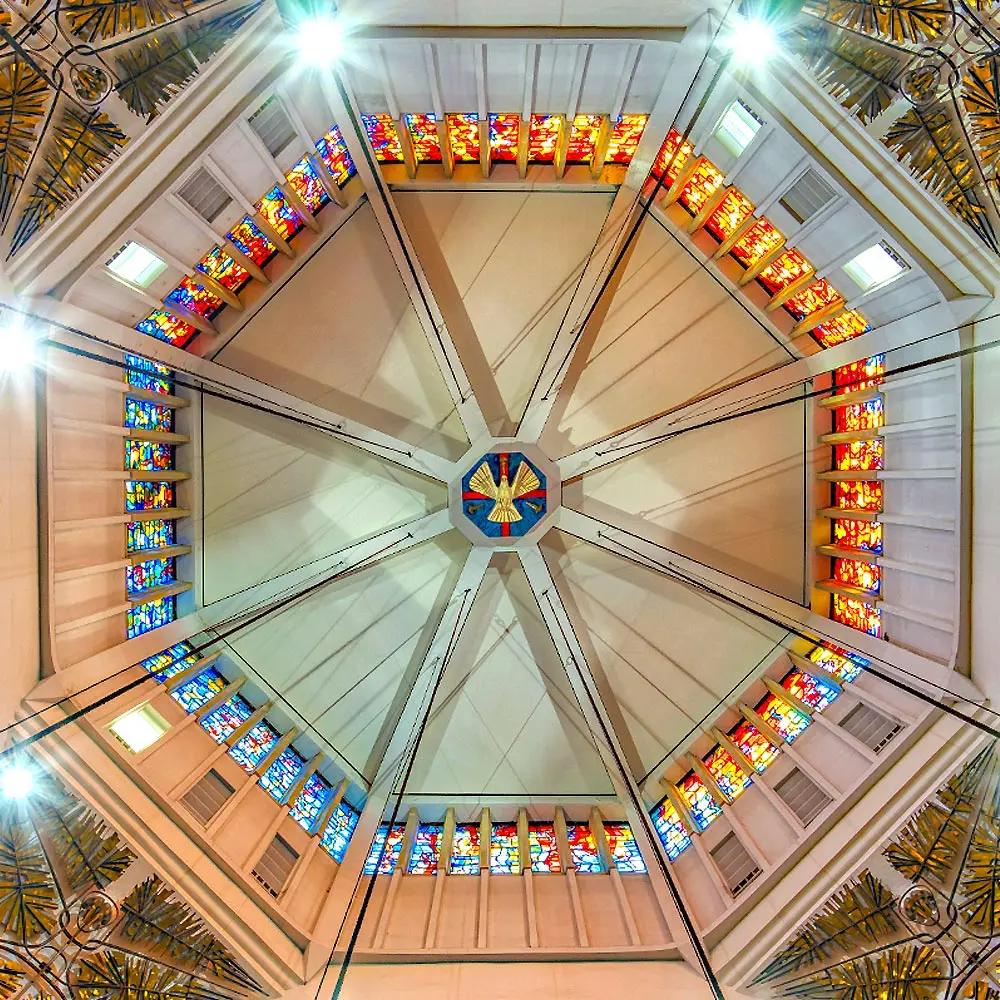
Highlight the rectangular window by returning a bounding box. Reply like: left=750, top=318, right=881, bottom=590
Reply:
left=528, top=824, right=561, bottom=872
left=106, top=242, right=167, bottom=287
left=604, top=822, right=646, bottom=873
left=363, top=824, right=405, bottom=875
left=566, top=823, right=602, bottom=871
left=677, top=772, right=722, bottom=830
left=320, top=802, right=359, bottom=863
left=775, top=769, right=831, bottom=826
left=288, top=771, right=333, bottom=831
left=248, top=96, right=297, bottom=157
left=446, top=113, right=480, bottom=163
left=182, top=769, right=234, bottom=824
left=449, top=823, right=480, bottom=874
left=408, top=824, right=443, bottom=874
left=258, top=745, right=305, bottom=803
left=109, top=704, right=169, bottom=753
left=842, top=242, right=907, bottom=292
left=840, top=703, right=901, bottom=753
left=489, top=823, right=519, bottom=873
left=650, top=801, right=691, bottom=861
left=713, top=100, right=763, bottom=157
left=178, top=167, right=231, bottom=223
left=171, top=668, right=225, bottom=713
left=127, top=596, right=175, bottom=638
left=778, top=167, right=836, bottom=224
left=229, top=719, right=280, bottom=772
left=710, top=832, right=760, bottom=896
left=200, top=695, right=254, bottom=743
left=252, top=834, right=298, bottom=897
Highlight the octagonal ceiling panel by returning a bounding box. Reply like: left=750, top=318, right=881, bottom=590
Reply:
left=202, top=394, right=447, bottom=604
left=214, top=202, right=468, bottom=461
left=395, top=190, right=616, bottom=435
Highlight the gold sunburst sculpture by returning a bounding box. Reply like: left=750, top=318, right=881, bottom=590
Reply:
left=468, top=457, right=541, bottom=524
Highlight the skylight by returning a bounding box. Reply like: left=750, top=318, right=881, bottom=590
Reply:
left=842, top=242, right=907, bottom=292
left=110, top=704, right=169, bottom=752
left=713, top=100, right=763, bottom=157
left=107, top=242, right=168, bottom=288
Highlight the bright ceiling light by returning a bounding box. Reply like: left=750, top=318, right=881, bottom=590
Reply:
left=295, top=14, right=346, bottom=67
left=0, top=763, right=35, bottom=800
left=729, top=18, right=778, bottom=67
left=0, top=317, right=37, bottom=375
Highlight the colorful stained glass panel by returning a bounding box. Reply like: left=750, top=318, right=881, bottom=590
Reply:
left=755, top=692, right=810, bottom=742
left=835, top=440, right=884, bottom=472
left=605, top=114, right=647, bottom=164
left=677, top=772, right=722, bottom=830
left=408, top=824, right=442, bottom=874
left=833, top=517, right=883, bottom=553
left=528, top=824, right=561, bottom=873
left=834, top=480, right=883, bottom=511
left=730, top=218, right=784, bottom=268
left=446, top=113, right=480, bottom=162
left=196, top=246, right=250, bottom=293
left=258, top=746, right=305, bottom=803
left=490, top=823, right=520, bottom=873
left=604, top=822, right=646, bottom=873
left=729, top=719, right=780, bottom=772
left=361, top=114, right=403, bottom=163
left=489, top=114, right=519, bottom=162
left=782, top=668, right=840, bottom=710
left=833, top=557, right=881, bottom=593
left=125, top=481, right=174, bottom=511
left=450, top=824, right=480, bottom=874
left=528, top=114, right=560, bottom=162
left=227, top=217, right=277, bottom=267
left=229, top=720, right=280, bottom=772
left=164, top=277, right=223, bottom=320
left=127, top=519, right=175, bottom=552
left=289, top=771, right=333, bottom=831
left=138, top=641, right=197, bottom=679
left=566, top=824, right=602, bottom=872
left=784, top=278, right=844, bottom=320
left=171, top=667, right=225, bottom=712
left=200, top=694, right=254, bottom=743
left=126, top=557, right=174, bottom=594
left=677, top=159, right=724, bottom=215
left=135, top=310, right=197, bottom=349
left=704, top=745, right=752, bottom=801
left=363, top=824, right=405, bottom=875
left=255, top=186, right=303, bottom=241
left=126, top=440, right=173, bottom=471
left=124, top=398, right=172, bottom=432
left=814, top=310, right=871, bottom=348
left=833, top=594, right=882, bottom=636
left=650, top=800, right=691, bottom=860
left=835, top=354, right=886, bottom=393
left=704, top=188, right=754, bottom=242
left=286, top=156, right=330, bottom=214
left=125, top=354, right=171, bottom=394
left=835, top=398, right=884, bottom=433
left=405, top=113, right=441, bottom=162
left=127, top=596, right=175, bottom=638
left=316, top=125, right=355, bottom=186
left=566, top=114, right=603, bottom=164
left=757, top=248, right=812, bottom=295
left=807, top=644, right=865, bottom=683
left=653, top=128, right=694, bottom=186
left=320, top=802, right=359, bottom=863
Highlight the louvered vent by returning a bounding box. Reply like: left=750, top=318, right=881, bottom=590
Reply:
left=182, top=769, right=234, bottom=824
left=775, top=768, right=831, bottom=826
left=248, top=97, right=297, bottom=157
left=840, top=703, right=901, bottom=754
left=778, top=168, right=836, bottom=224
left=710, top=833, right=760, bottom=897
left=178, top=168, right=231, bottom=223
left=252, top=835, right=299, bottom=897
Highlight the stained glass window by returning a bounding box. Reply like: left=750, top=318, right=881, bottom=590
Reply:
left=833, top=557, right=881, bottom=593
left=489, top=114, right=520, bottom=162
left=404, top=113, right=441, bottom=162
left=757, top=248, right=812, bottom=295
left=255, top=186, right=303, bottom=241
left=135, top=310, right=197, bottom=349
left=490, top=823, right=519, bottom=873
left=782, top=668, right=840, bottom=710
left=834, top=480, right=883, bottom=512
left=784, top=278, right=844, bottom=321
left=126, top=440, right=173, bottom=471
left=125, top=354, right=171, bottom=394
left=566, top=823, right=602, bottom=872
left=650, top=800, right=691, bottom=860
left=285, top=156, right=330, bottom=214
left=200, top=694, right=254, bottom=743
left=528, top=114, right=560, bottom=162
left=835, top=440, right=884, bottom=472
left=320, top=801, right=359, bottom=863
left=566, top=114, right=603, bottom=164
left=408, top=824, right=442, bottom=874
left=164, top=277, right=224, bottom=320
left=316, top=125, right=355, bottom=186
left=229, top=719, right=280, bottom=772
left=196, top=246, right=251, bottom=293
left=677, top=772, right=722, bottom=830
left=127, top=519, right=175, bottom=552
left=361, top=114, right=403, bottom=163
left=704, top=745, right=752, bottom=801
left=127, top=596, right=175, bottom=638
left=171, top=667, right=226, bottom=713
left=729, top=218, right=784, bottom=268
left=833, top=517, right=883, bottom=553
left=704, top=188, right=754, bottom=243
left=835, top=398, right=884, bottom=433
left=258, top=745, right=306, bottom=803
left=363, top=823, right=405, bottom=875
left=729, top=718, right=780, bottom=772
left=449, top=824, right=480, bottom=874
left=835, top=354, right=886, bottom=393
left=814, top=309, right=872, bottom=348
left=652, top=128, right=694, bottom=186
left=126, top=557, right=174, bottom=594
left=446, top=113, right=480, bottom=162
left=755, top=692, right=810, bottom=743
left=604, top=822, right=646, bottom=873
left=833, top=594, right=882, bottom=636
left=605, top=114, right=647, bottom=164
left=677, top=160, right=724, bottom=215
left=124, top=399, right=172, bottom=432
left=808, top=644, right=865, bottom=683
left=125, top=481, right=174, bottom=511
left=138, top=641, right=197, bottom=679
left=528, top=824, right=561, bottom=873
left=289, top=771, right=333, bottom=831
left=227, top=217, right=277, bottom=267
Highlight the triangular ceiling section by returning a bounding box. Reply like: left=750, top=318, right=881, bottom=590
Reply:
left=407, top=552, right=613, bottom=797
left=542, top=532, right=789, bottom=780
left=546, top=212, right=795, bottom=458
left=214, top=202, right=468, bottom=460
left=562, top=391, right=808, bottom=602
left=223, top=533, right=471, bottom=782
left=395, top=190, right=617, bottom=435
left=202, top=394, right=447, bottom=604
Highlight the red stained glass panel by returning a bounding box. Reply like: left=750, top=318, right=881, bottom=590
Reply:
left=227, top=217, right=277, bottom=267
left=704, top=188, right=754, bottom=242
left=567, top=114, right=603, bottom=163
left=833, top=557, right=881, bottom=593
left=605, top=114, right=647, bottom=164
left=814, top=310, right=871, bottom=348
left=362, top=113, right=403, bottom=162
left=315, top=125, right=355, bottom=186
left=729, top=719, right=780, bottom=772
left=832, top=594, right=882, bottom=636
left=835, top=440, right=884, bottom=471
left=489, top=114, right=520, bottom=162
left=757, top=248, right=812, bottom=295
left=784, top=278, right=844, bottom=320
left=652, top=128, right=694, bottom=186
left=255, top=186, right=303, bottom=242
left=405, top=113, right=441, bottom=162
left=729, top=218, right=784, bottom=268
left=196, top=246, right=250, bottom=293
left=677, top=159, right=725, bottom=215
left=528, top=114, right=561, bottom=162
left=835, top=398, right=884, bottom=433
left=832, top=517, right=883, bottom=552
left=834, top=480, right=883, bottom=511
left=835, top=354, right=886, bottom=393
left=446, top=113, right=480, bottom=162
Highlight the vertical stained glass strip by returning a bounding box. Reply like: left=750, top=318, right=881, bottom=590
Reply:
left=528, top=824, right=561, bottom=873
left=125, top=354, right=171, bottom=394
left=446, top=113, right=480, bottom=162
left=363, top=824, right=405, bottom=875
left=229, top=719, right=280, bottom=772
left=730, top=218, right=785, bottom=269
left=729, top=719, right=780, bottom=772
left=677, top=159, right=725, bottom=215
left=835, top=354, right=886, bottom=393
left=757, top=248, right=812, bottom=295
left=255, top=186, right=303, bottom=241
left=566, top=114, right=603, bottom=164
left=814, top=310, right=871, bottom=348
left=566, top=824, right=602, bottom=872
left=833, top=557, right=881, bottom=593
left=835, top=440, right=884, bottom=472
left=677, top=772, right=722, bottom=830
left=604, top=822, right=646, bottom=873
left=126, top=557, right=175, bottom=594
left=321, top=802, right=359, bottom=863
left=755, top=692, right=810, bottom=742
left=227, top=217, right=277, bottom=267
left=489, top=823, right=519, bottom=873
left=316, top=125, right=355, bottom=186
left=362, top=114, right=403, bottom=163
left=704, top=745, right=752, bottom=801
left=124, top=398, right=172, bottom=432
left=126, top=440, right=173, bottom=471
left=285, top=156, right=330, bottom=214
left=782, top=668, right=840, bottom=710
left=528, top=114, right=560, bottom=162
left=834, top=480, right=883, bottom=511
left=650, top=800, right=691, bottom=860
left=833, top=594, right=882, bottom=636
left=164, top=277, right=224, bottom=320
left=783, top=278, right=844, bottom=320
left=127, top=596, right=175, bottom=638
left=605, top=113, right=647, bottom=164
left=835, top=398, right=884, bottom=433
left=138, top=641, right=196, bottom=679
left=200, top=694, right=254, bottom=743
left=652, top=128, right=694, bottom=185
left=258, top=746, right=306, bottom=802
left=127, top=519, right=175, bottom=552
left=289, top=771, right=333, bottom=831
left=405, top=113, right=441, bottom=162
left=489, top=114, right=520, bottom=162
left=171, top=667, right=226, bottom=712
left=125, top=481, right=174, bottom=511
left=449, top=824, right=481, bottom=874
left=704, top=188, right=754, bottom=242
left=833, top=517, right=883, bottom=553
left=196, top=246, right=251, bottom=293
left=135, top=310, right=197, bottom=349
left=808, top=644, right=865, bottom=683
left=408, top=824, right=442, bottom=874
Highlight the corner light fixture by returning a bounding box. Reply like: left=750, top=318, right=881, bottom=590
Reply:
left=0, top=762, right=35, bottom=800
left=0, top=315, right=38, bottom=375
left=728, top=17, right=779, bottom=67
left=295, top=14, right=346, bottom=66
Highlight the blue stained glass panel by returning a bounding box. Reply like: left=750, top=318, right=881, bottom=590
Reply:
left=315, top=125, right=355, bottom=185
left=320, top=802, right=359, bottom=863
left=363, top=824, right=405, bottom=875
left=138, top=641, right=196, bottom=679
left=125, top=354, right=172, bottom=394
left=200, top=695, right=254, bottom=743
left=489, top=824, right=519, bottom=874
left=127, top=596, right=175, bottom=638
left=566, top=824, right=602, bottom=873
left=259, top=746, right=305, bottom=803
left=408, top=825, right=442, bottom=874
left=127, top=519, right=175, bottom=552
left=124, top=398, right=173, bottom=432
left=125, top=440, right=173, bottom=471
left=449, top=824, right=480, bottom=874
left=126, top=556, right=174, bottom=595
left=289, top=771, right=333, bottom=831
left=229, top=720, right=280, bottom=772
left=171, top=667, right=226, bottom=712
left=125, top=481, right=174, bottom=511
left=651, top=800, right=692, bottom=860
left=604, top=822, right=647, bottom=873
